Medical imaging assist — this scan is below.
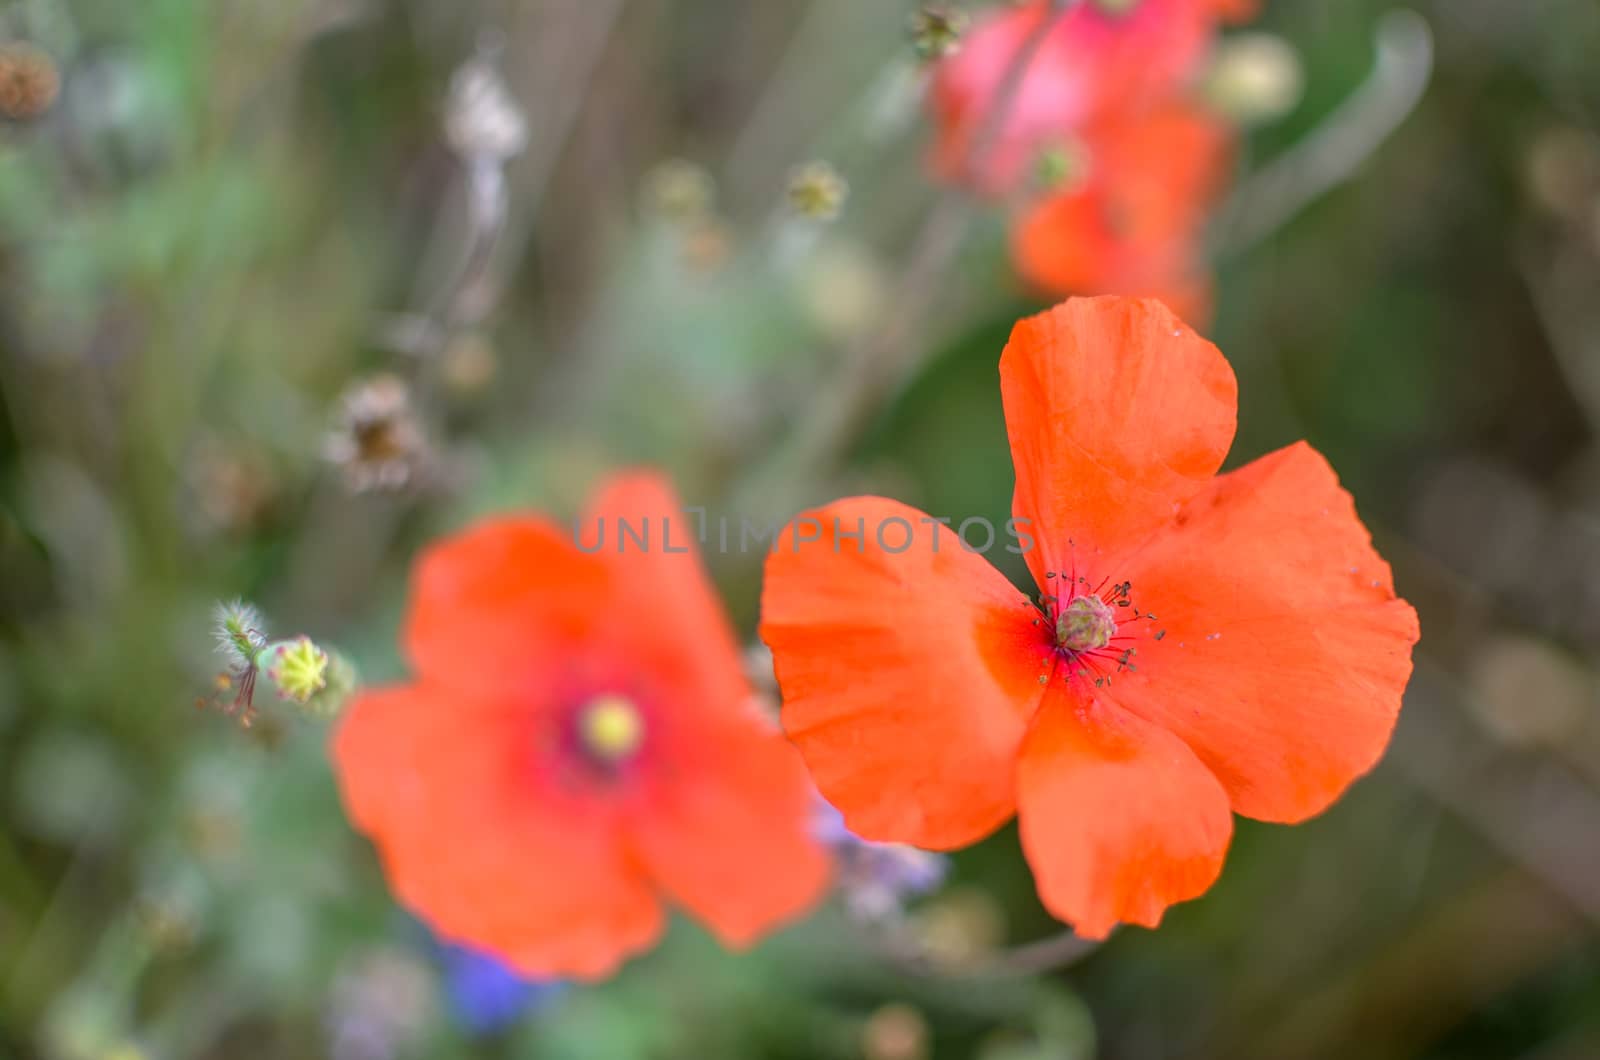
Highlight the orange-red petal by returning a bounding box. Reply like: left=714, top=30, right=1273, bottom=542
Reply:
left=403, top=516, right=611, bottom=697
left=585, top=472, right=831, bottom=941
left=1109, top=442, right=1420, bottom=823
left=930, top=1, right=1231, bottom=194
left=331, top=683, right=664, bottom=980
left=1209, top=0, right=1260, bottom=21
left=761, top=497, right=1055, bottom=850
left=1016, top=689, right=1232, bottom=937
left=929, top=1, right=1096, bottom=193
left=1000, top=296, right=1237, bottom=587
left=580, top=472, right=750, bottom=727
left=341, top=472, right=830, bottom=976
left=628, top=712, right=831, bottom=948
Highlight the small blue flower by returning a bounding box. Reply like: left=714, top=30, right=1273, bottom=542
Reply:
left=436, top=942, right=563, bottom=1036
left=814, top=801, right=949, bottom=920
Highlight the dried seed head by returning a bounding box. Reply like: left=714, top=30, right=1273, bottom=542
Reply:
left=641, top=158, right=716, bottom=221
left=787, top=161, right=849, bottom=222
left=445, top=55, right=527, bottom=162
left=908, top=6, right=970, bottom=63
left=324, top=374, right=429, bottom=492
left=0, top=44, right=60, bottom=122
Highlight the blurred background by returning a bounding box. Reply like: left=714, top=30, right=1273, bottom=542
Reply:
left=4, top=0, right=1600, bottom=1057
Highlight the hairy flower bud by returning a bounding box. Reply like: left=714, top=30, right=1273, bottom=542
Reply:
left=202, top=600, right=357, bottom=726
left=213, top=599, right=266, bottom=667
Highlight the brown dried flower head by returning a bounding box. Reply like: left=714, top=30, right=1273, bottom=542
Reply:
left=445, top=56, right=527, bottom=162
left=0, top=44, right=60, bottom=122
left=324, top=374, right=429, bottom=492
left=787, top=161, right=849, bottom=222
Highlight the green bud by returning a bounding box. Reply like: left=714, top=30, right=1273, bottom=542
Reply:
left=1035, top=138, right=1090, bottom=192
left=257, top=637, right=329, bottom=703
left=1056, top=595, right=1116, bottom=653
left=301, top=650, right=358, bottom=719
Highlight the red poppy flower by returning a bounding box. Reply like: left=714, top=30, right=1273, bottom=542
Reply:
left=333, top=473, right=829, bottom=979
left=929, top=0, right=1253, bottom=193
left=1010, top=102, right=1233, bottom=325
left=761, top=297, right=1418, bottom=937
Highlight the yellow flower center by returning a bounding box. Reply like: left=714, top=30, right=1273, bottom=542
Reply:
left=265, top=636, right=330, bottom=703
left=577, top=694, right=645, bottom=762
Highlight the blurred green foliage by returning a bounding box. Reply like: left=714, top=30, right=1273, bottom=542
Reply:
left=4, top=0, right=1600, bottom=1057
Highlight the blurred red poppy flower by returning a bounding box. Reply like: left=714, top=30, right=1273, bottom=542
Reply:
left=1011, top=102, right=1234, bottom=324
left=761, top=297, right=1418, bottom=938
left=930, top=0, right=1253, bottom=193
left=334, top=473, right=829, bottom=980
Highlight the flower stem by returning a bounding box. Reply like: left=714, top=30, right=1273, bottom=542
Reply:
left=733, top=0, right=1082, bottom=516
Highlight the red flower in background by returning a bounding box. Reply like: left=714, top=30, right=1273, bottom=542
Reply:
left=762, top=297, right=1418, bottom=937
left=1011, top=103, right=1234, bottom=324
left=930, top=0, right=1252, bottom=193
left=333, top=474, right=828, bottom=979
left=929, top=0, right=1259, bottom=321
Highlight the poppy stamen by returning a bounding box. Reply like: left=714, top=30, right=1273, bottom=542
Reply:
left=1055, top=593, right=1117, bottom=654
left=1050, top=574, right=1160, bottom=689
left=577, top=694, right=645, bottom=763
